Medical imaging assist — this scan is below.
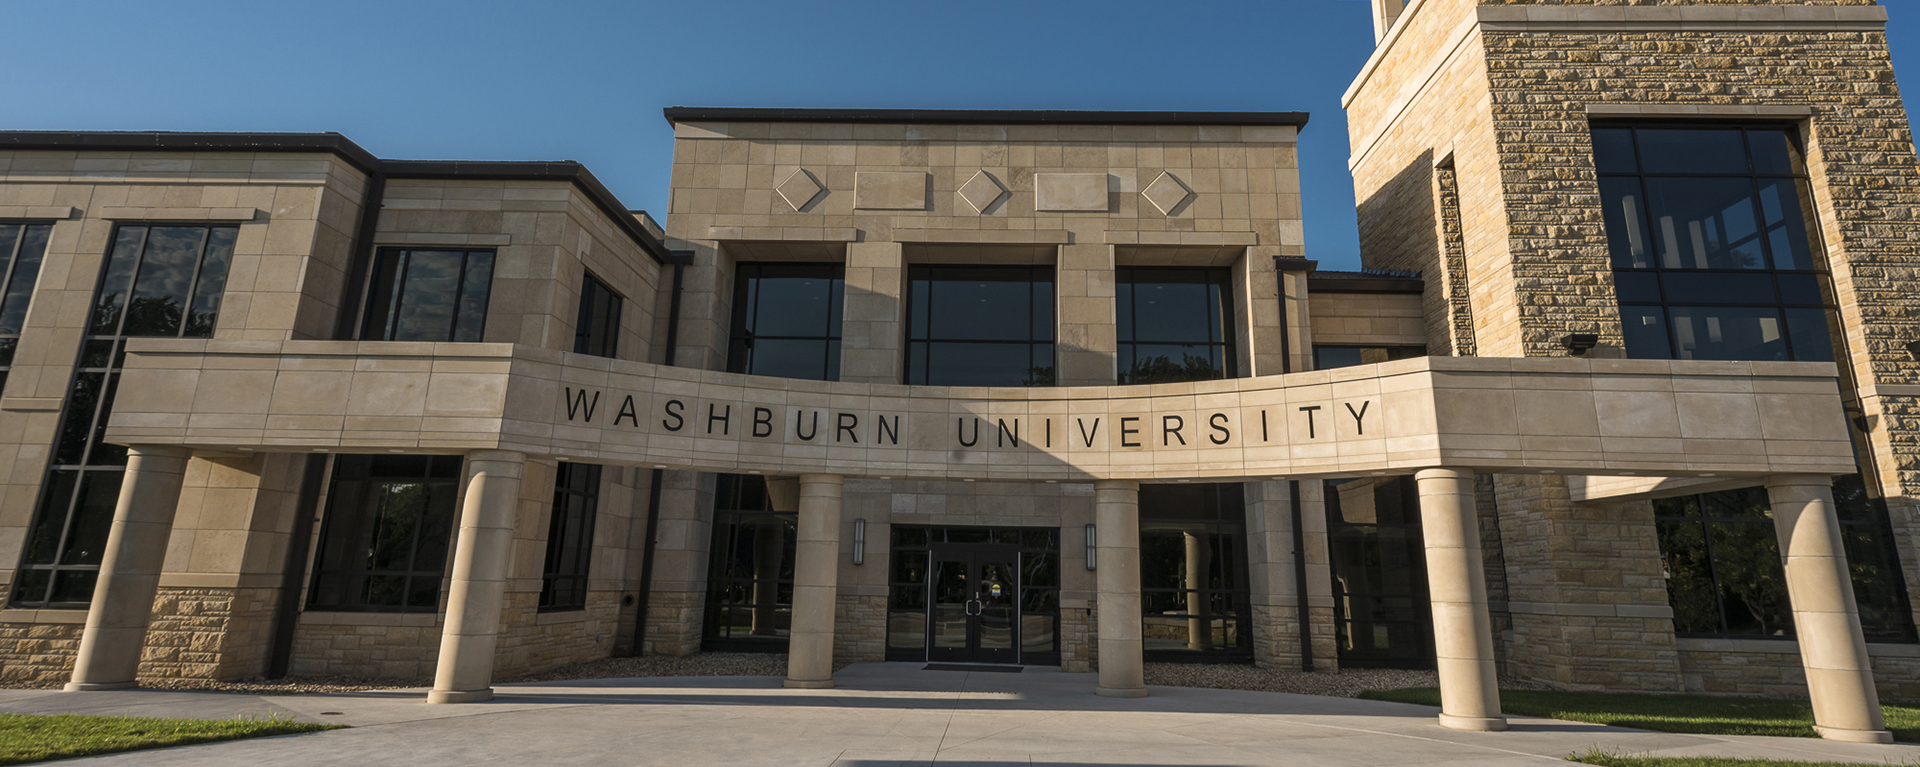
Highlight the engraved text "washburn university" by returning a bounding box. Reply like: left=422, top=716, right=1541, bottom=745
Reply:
left=559, top=388, right=1379, bottom=450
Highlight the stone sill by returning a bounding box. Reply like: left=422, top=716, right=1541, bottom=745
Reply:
left=0, top=608, right=88, bottom=625
left=1675, top=637, right=1920, bottom=658
left=299, top=610, right=438, bottom=627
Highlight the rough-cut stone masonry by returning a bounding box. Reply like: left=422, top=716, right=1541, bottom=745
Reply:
left=1479, top=25, right=1920, bottom=637
left=834, top=594, right=887, bottom=663
left=1678, top=643, right=1920, bottom=701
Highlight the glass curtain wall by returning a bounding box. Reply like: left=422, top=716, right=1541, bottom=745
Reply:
left=1324, top=476, right=1434, bottom=668
left=703, top=474, right=797, bottom=649
left=1595, top=124, right=1915, bottom=643
left=1138, top=484, right=1252, bottom=660
left=14, top=224, right=236, bottom=608
left=1115, top=266, right=1234, bottom=384
left=727, top=262, right=843, bottom=381
left=308, top=455, right=463, bottom=612
left=905, top=265, right=1054, bottom=386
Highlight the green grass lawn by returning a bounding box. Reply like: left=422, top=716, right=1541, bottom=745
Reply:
left=1358, top=687, right=1920, bottom=742
left=0, top=712, right=339, bottom=765
left=1567, top=748, right=1918, bottom=766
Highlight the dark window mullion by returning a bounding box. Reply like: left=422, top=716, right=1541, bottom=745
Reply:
left=173, top=228, right=212, bottom=339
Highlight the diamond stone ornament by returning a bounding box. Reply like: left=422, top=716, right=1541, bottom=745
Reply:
left=957, top=170, right=1007, bottom=214
left=776, top=168, right=825, bottom=211
left=1141, top=171, right=1194, bottom=215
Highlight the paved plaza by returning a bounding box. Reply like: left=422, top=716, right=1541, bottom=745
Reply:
left=1, top=663, right=1916, bottom=766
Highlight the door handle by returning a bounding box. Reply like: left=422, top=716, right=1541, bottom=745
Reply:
left=965, top=599, right=982, bottom=616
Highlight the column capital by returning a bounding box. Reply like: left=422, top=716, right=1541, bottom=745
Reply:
left=1093, top=478, right=1140, bottom=491
left=797, top=473, right=844, bottom=488
left=1764, top=473, right=1837, bottom=489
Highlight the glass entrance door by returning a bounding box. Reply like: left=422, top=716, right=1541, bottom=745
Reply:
left=928, top=547, right=1018, bottom=664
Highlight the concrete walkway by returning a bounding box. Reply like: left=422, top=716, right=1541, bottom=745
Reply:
left=2, top=663, right=1916, bottom=766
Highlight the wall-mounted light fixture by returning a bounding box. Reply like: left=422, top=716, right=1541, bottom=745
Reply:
left=1085, top=523, right=1097, bottom=570
left=1560, top=333, right=1599, bottom=357
left=853, top=518, right=866, bottom=565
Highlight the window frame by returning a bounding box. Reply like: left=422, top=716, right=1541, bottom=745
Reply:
left=726, top=261, right=844, bottom=382
left=1115, top=265, right=1237, bottom=385
left=573, top=271, right=623, bottom=358
left=14, top=222, right=237, bottom=609
left=540, top=462, right=602, bottom=612
left=1137, top=483, right=1254, bottom=662
left=1312, top=344, right=1428, bottom=371
left=1595, top=122, right=1836, bottom=363
left=903, top=264, right=1056, bottom=387
left=305, top=454, right=465, bottom=614
left=358, top=247, right=496, bottom=343
left=0, top=221, right=53, bottom=403
left=702, top=474, right=799, bottom=651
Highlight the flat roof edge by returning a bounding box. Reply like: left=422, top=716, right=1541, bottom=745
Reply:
left=663, top=107, right=1310, bottom=129
left=0, top=131, right=667, bottom=264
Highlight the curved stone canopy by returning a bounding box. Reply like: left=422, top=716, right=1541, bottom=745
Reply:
left=106, top=339, right=1855, bottom=482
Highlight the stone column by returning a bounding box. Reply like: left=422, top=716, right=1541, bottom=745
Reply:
left=1185, top=532, right=1210, bottom=650
left=786, top=473, right=843, bottom=688
left=66, top=446, right=193, bottom=691
left=1764, top=475, right=1892, bottom=744
left=1415, top=468, right=1506, bottom=732
left=1095, top=479, right=1146, bottom=698
left=428, top=450, right=525, bottom=704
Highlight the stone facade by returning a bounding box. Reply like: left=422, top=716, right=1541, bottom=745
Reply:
left=1349, top=0, right=1920, bottom=698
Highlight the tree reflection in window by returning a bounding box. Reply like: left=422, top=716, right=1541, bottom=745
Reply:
left=308, top=455, right=463, bottom=612
left=1655, top=477, right=1914, bottom=642
left=1117, top=266, right=1234, bottom=385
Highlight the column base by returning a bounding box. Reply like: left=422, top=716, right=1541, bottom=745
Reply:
left=63, top=681, right=135, bottom=692
left=1095, top=686, right=1149, bottom=699
left=784, top=679, right=835, bottom=689
left=426, top=688, right=494, bottom=704
left=1814, top=725, right=1894, bottom=744
left=1438, top=713, right=1508, bottom=732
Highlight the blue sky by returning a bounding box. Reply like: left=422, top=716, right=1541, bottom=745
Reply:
left=5, top=1, right=1918, bottom=270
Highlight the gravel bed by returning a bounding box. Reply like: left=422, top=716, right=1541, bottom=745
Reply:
left=499, top=652, right=812, bottom=684
left=1145, top=663, right=1438, bottom=698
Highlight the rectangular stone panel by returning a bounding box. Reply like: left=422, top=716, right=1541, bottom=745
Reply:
left=1034, top=173, right=1110, bottom=212
left=853, top=172, right=927, bottom=210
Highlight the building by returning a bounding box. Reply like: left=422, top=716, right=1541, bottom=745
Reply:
left=0, top=0, right=1912, bottom=745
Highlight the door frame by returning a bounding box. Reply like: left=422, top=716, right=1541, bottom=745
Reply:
left=925, top=543, right=1022, bottom=664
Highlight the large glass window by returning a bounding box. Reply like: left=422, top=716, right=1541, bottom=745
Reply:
left=308, top=454, right=463, bottom=612
left=727, top=263, right=842, bottom=381
left=1139, top=483, right=1251, bottom=660
left=541, top=462, right=602, bottom=611
left=0, top=223, right=50, bottom=394
left=703, top=474, right=797, bottom=650
left=14, top=224, right=236, bottom=608
left=906, top=265, right=1054, bottom=387
left=1325, top=476, right=1433, bottom=668
left=1598, top=124, right=1915, bottom=643
left=573, top=273, right=622, bottom=358
left=1116, top=266, right=1234, bottom=385
left=1596, top=125, right=1832, bottom=362
left=361, top=248, right=495, bottom=342
left=1657, top=476, right=1914, bottom=642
